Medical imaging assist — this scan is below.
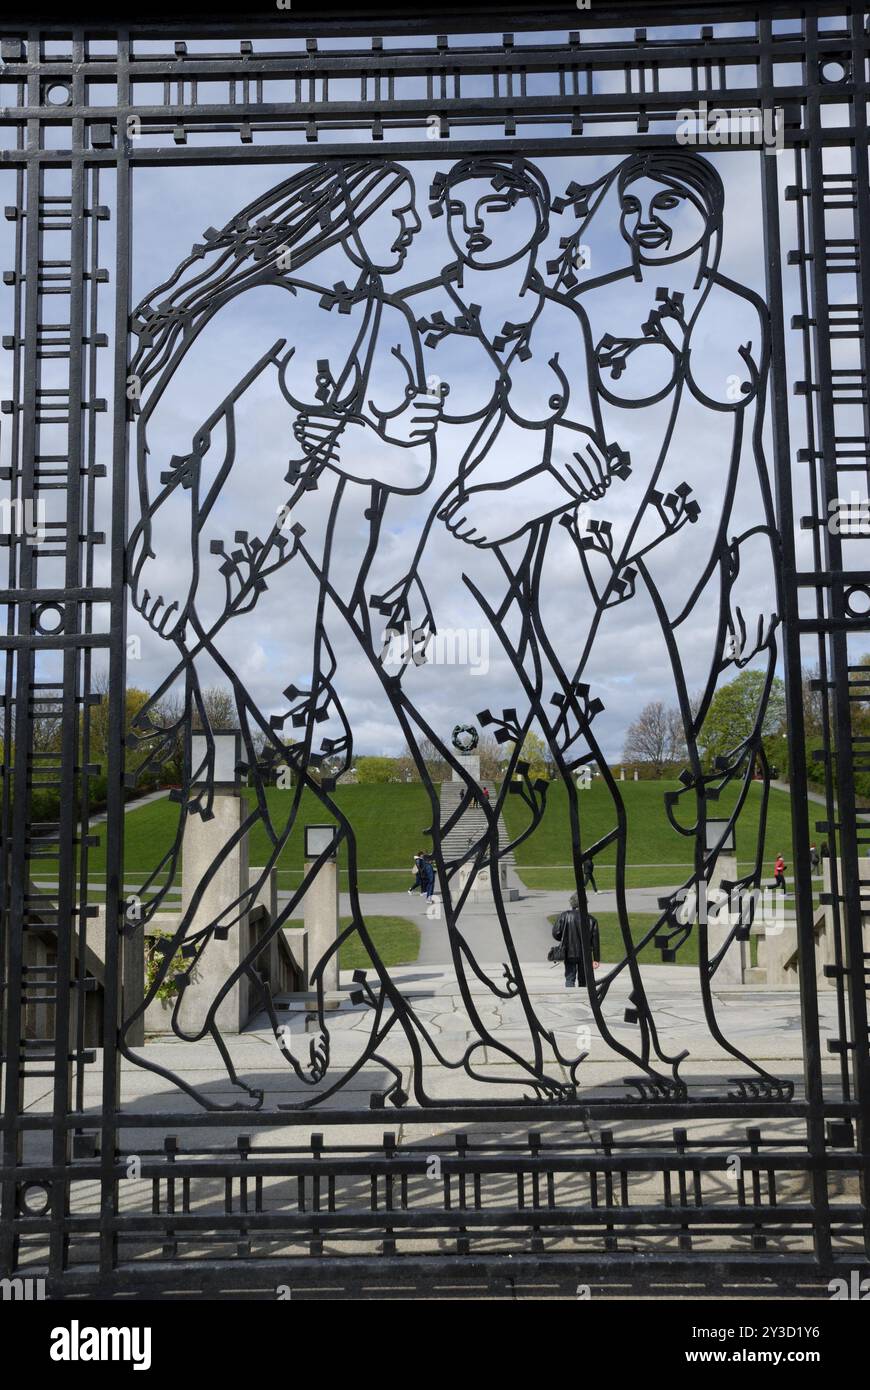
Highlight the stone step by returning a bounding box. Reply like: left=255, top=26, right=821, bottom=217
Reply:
left=438, top=780, right=515, bottom=865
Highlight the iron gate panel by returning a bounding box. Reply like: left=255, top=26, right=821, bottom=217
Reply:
left=0, top=3, right=868, bottom=1294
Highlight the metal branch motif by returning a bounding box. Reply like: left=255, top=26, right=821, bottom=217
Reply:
left=123, top=151, right=788, bottom=1110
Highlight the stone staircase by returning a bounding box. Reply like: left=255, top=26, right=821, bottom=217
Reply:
left=438, top=781, right=516, bottom=870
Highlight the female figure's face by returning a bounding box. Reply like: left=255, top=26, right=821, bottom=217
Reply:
left=350, top=175, right=421, bottom=274
left=445, top=179, right=542, bottom=269
left=619, top=175, right=708, bottom=263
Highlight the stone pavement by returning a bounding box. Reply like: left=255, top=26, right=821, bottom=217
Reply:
left=14, top=960, right=836, bottom=1135
left=335, top=873, right=682, bottom=960
left=331, top=877, right=794, bottom=966
left=15, top=873, right=825, bottom=1130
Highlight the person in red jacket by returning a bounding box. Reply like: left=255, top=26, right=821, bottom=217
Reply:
left=773, top=853, right=787, bottom=893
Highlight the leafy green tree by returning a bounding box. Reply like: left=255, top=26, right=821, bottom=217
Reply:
left=355, top=755, right=397, bottom=784
left=698, top=670, right=786, bottom=766
left=508, top=731, right=549, bottom=782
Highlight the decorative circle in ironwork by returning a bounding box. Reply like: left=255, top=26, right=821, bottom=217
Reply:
left=44, top=81, right=72, bottom=106
left=19, top=1181, right=51, bottom=1217
left=845, top=584, right=870, bottom=619
left=819, top=58, right=849, bottom=84
left=451, top=724, right=478, bottom=753
left=34, top=603, right=64, bottom=636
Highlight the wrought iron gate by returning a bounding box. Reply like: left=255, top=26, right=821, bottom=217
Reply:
left=1, top=2, right=869, bottom=1295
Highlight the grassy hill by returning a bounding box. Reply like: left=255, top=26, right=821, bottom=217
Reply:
left=501, top=778, right=795, bottom=890
left=80, top=783, right=435, bottom=894
left=59, top=777, right=796, bottom=898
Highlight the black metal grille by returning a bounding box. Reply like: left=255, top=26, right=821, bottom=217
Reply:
left=0, top=4, right=868, bottom=1295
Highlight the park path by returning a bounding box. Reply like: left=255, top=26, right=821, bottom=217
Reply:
left=87, top=786, right=169, bottom=827
left=331, top=879, right=684, bottom=967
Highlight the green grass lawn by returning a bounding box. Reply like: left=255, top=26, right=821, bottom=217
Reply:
left=549, top=911, right=699, bottom=967
left=56, top=777, right=798, bottom=902
left=285, top=914, right=420, bottom=970
left=64, top=784, right=435, bottom=894
left=504, top=779, right=795, bottom=892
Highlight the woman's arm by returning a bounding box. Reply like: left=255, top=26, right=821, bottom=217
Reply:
left=291, top=298, right=443, bottom=494
left=440, top=423, right=630, bottom=548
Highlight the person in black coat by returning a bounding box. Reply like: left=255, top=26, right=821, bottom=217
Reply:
left=552, top=901, right=601, bottom=988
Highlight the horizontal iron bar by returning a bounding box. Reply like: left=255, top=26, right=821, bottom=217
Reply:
left=6, top=1151, right=862, bottom=1181
left=0, top=128, right=844, bottom=169
left=24, top=1205, right=853, bottom=1234
left=45, top=1250, right=863, bottom=1295
left=0, top=125, right=844, bottom=166
left=0, top=33, right=843, bottom=80
left=1, top=86, right=818, bottom=123
left=0, top=634, right=111, bottom=649
left=0, top=587, right=111, bottom=603
left=2, top=1100, right=842, bottom=1126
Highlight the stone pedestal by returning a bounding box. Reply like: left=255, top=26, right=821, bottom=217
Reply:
left=179, top=793, right=249, bottom=1034
left=707, top=852, right=748, bottom=985
left=457, top=856, right=512, bottom=904
left=458, top=859, right=490, bottom=902
left=301, top=857, right=342, bottom=1008
left=452, top=752, right=480, bottom=783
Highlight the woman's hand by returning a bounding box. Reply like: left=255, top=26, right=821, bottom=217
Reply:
left=292, top=412, right=361, bottom=468
left=372, top=385, right=444, bottom=448
left=551, top=424, right=631, bottom=503
left=292, top=400, right=436, bottom=493
left=128, top=514, right=195, bottom=641
left=438, top=458, right=612, bottom=549
left=439, top=484, right=504, bottom=546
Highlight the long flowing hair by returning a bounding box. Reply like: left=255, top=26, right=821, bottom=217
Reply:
left=129, top=159, right=412, bottom=393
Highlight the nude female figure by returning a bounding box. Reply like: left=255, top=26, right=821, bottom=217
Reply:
left=538, top=150, right=783, bottom=1094
left=123, top=161, right=449, bottom=1108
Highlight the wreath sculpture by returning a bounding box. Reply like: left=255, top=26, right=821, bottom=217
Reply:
left=451, top=724, right=479, bottom=754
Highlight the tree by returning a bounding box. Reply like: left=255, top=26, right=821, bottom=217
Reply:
left=355, top=755, right=397, bottom=784
left=192, top=686, right=236, bottom=730
left=477, top=732, right=505, bottom=783
left=417, top=737, right=450, bottom=783
left=697, top=671, right=786, bottom=766
left=507, top=731, right=549, bottom=782
left=89, top=675, right=159, bottom=767
left=622, top=701, right=686, bottom=776
left=802, top=663, right=825, bottom=736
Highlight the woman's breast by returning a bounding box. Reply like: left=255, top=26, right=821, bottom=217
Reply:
left=428, top=332, right=500, bottom=422
left=503, top=348, right=569, bottom=426
left=594, top=333, right=679, bottom=404
left=280, top=299, right=412, bottom=420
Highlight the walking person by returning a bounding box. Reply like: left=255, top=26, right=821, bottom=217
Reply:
left=421, top=853, right=437, bottom=904
left=552, top=899, right=600, bottom=989
left=809, top=843, right=821, bottom=876
left=773, top=853, right=787, bottom=893
left=582, top=855, right=598, bottom=894
left=408, top=850, right=427, bottom=896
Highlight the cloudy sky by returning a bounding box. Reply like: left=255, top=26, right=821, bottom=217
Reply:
left=2, top=18, right=867, bottom=764
left=124, top=144, right=777, bottom=761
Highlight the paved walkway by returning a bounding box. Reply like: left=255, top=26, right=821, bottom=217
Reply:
left=19, top=960, right=834, bottom=1126
left=308, top=874, right=797, bottom=967
left=770, top=778, right=827, bottom=807
left=349, top=881, right=681, bottom=966
left=88, top=786, right=169, bottom=827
